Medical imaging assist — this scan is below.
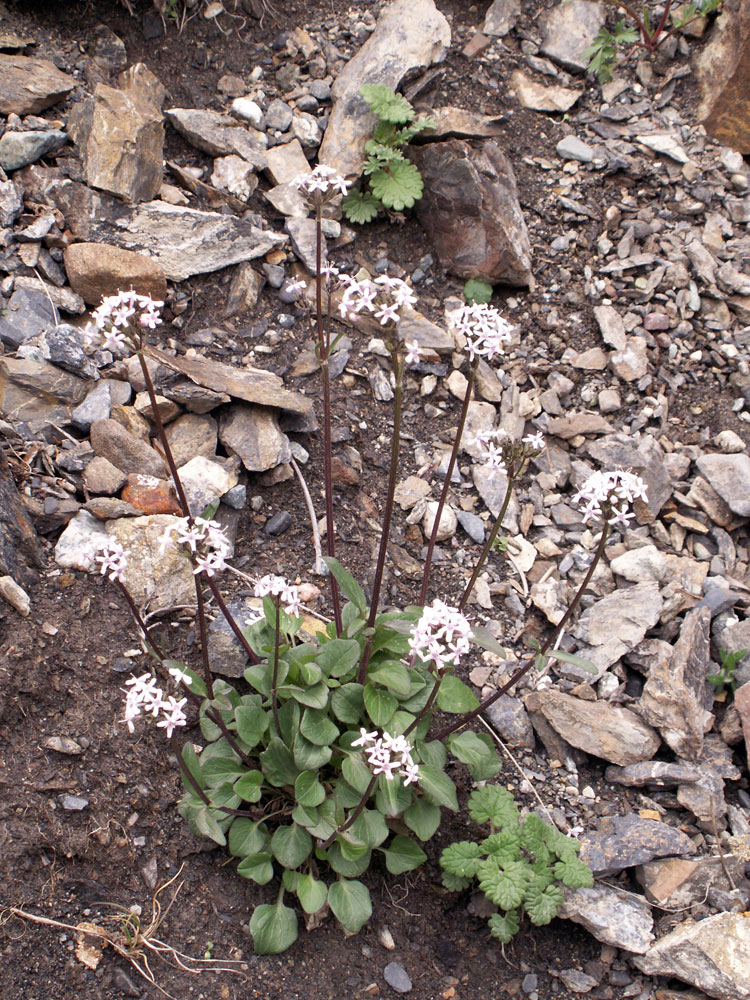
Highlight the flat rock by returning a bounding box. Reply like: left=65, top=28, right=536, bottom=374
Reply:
left=736, top=683, right=750, bottom=771
left=208, top=598, right=258, bottom=678
left=0, top=286, right=56, bottom=348
left=394, top=475, right=431, bottom=510
left=636, top=855, right=748, bottom=909
left=579, top=814, right=696, bottom=876
left=164, top=413, right=218, bottom=469
left=82, top=455, right=127, bottom=495
left=2, top=356, right=88, bottom=407
left=605, top=761, right=701, bottom=789
left=165, top=108, right=267, bottom=169
left=68, top=83, right=164, bottom=203
left=64, top=243, right=167, bottom=305
left=211, top=155, right=258, bottom=200
left=558, top=885, right=654, bottom=954
left=146, top=346, right=316, bottom=426
left=106, top=514, right=197, bottom=613
left=318, top=0, right=450, bottom=180
left=472, top=464, right=520, bottom=534
left=0, top=54, right=75, bottom=114
left=532, top=690, right=660, bottom=766
left=86, top=200, right=286, bottom=282
left=510, top=70, right=583, bottom=113
left=178, top=455, right=238, bottom=517
left=636, top=132, right=690, bottom=164
left=632, top=912, right=750, bottom=999
left=639, top=606, right=715, bottom=760
left=593, top=304, right=627, bottom=350
left=539, top=0, right=606, bottom=72
left=571, top=582, right=663, bottom=677
left=696, top=0, right=750, bottom=152
left=610, top=544, right=667, bottom=583
left=121, top=474, right=181, bottom=515
left=414, top=106, right=506, bottom=141
left=414, top=139, right=532, bottom=286
left=696, top=452, right=750, bottom=517
left=263, top=139, right=310, bottom=186
left=547, top=412, right=613, bottom=438
left=13, top=276, right=85, bottom=315
left=89, top=418, right=167, bottom=478
left=483, top=694, right=535, bottom=748
left=218, top=404, right=291, bottom=473
left=0, top=128, right=67, bottom=172
left=483, top=0, right=520, bottom=37
left=0, top=178, right=24, bottom=226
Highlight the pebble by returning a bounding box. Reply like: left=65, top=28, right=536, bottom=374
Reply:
left=61, top=794, right=89, bottom=811
left=265, top=510, right=292, bottom=536
left=556, top=136, right=594, bottom=163
left=383, top=962, right=412, bottom=994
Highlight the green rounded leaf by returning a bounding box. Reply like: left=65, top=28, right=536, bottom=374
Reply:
left=437, top=675, right=480, bottom=714
left=328, top=879, right=372, bottom=934
left=271, top=824, right=313, bottom=869
left=234, top=704, right=269, bottom=747
left=404, top=797, right=441, bottom=841
left=488, top=909, right=520, bottom=943
left=368, top=161, right=423, bottom=211
left=300, top=708, right=340, bottom=747
left=417, top=764, right=458, bottom=811
left=295, top=770, right=326, bottom=808
left=237, top=852, right=274, bottom=885
left=342, top=755, right=373, bottom=795
left=383, top=835, right=427, bottom=875
left=463, top=278, right=493, bottom=305
left=233, top=770, right=264, bottom=803
left=524, top=881, right=564, bottom=925
left=249, top=900, right=298, bottom=955
left=325, top=842, right=372, bottom=877
left=448, top=731, right=501, bottom=781
left=331, top=683, right=364, bottom=723
left=229, top=818, right=268, bottom=857
left=363, top=684, right=398, bottom=727
left=297, top=874, right=328, bottom=915
left=367, top=660, right=412, bottom=697
left=260, top=737, right=300, bottom=787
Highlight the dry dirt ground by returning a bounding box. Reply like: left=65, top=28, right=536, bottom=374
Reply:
left=1, top=1, right=746, bottom=998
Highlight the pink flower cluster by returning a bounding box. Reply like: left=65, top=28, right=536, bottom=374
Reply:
left=123, top=671, right=190, bottom=738
left=87, top=290, right=164, bottom=355
left=160, top=517, right=231, bottom=577
left=254, top=574, right=302, bottom=617
left=293, top=164, right=350, bottom=198
left=352, top=728, right=419, bottom=785
left=408, top=599, right=473, bottom=672
left=572, top=469, right=649, bottom=527
left=339, top=273, right=417, bottom=326
left=95, top=540, right=129, bottom=583
left=448, top=303, right=513, bottom=363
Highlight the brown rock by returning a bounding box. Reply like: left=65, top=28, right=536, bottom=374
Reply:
left=118, top=63, right=167, bottom=112
left=121, top=474, right=181, bottom=515
left=734, top=682, right=750, bottom=770
left=414, top=139, right=532, bottom=286
left=63, top=243, right=168, bottom=305
left=218, top=404, right=291, bottom=473
left=68, top=83, right=164, bottom=203
left=82, top=456, right=128, bottom=495
left=636, top=855, right=748, bottom=908
left=0, top=54, right=75, bottom=115
left=0, top=452, right=43, bottom=587
left=90, top=418, right=167, bottom=478
left=330, top=455, right=360, bottom=486
left=580, top=814, right=696, bottom=876
left=164, top=413, right=218, bottom=469
left=695, top=0, right=750, bottom=152
left=110, top=404, right=151, bottom=441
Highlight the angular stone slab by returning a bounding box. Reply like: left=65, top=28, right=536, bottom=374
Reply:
left=0, top=54, right=75, bottom=115
left=534, top=690, right=660, bottom=766
left=414, top=139, right=532, bottom=285
left=64, top=243, right=168, bottom=305
left=318, top=0, right=450, bottom=180
left=539, top=0, right=606, bottom=72
left=696, top=452, right=750, bottom=517
left=86, top=200, right=286, bottom=282
left=165, top=108, right=267, bottom=168
left=146, top=346, right=316, bottom=426
left=571, top=581, right=663, bottom=676
left=559, top=885, right=654, bottom=954
left=633, top=912, right=750, bottom=1000
left=580, top=814, right=696, bottom=876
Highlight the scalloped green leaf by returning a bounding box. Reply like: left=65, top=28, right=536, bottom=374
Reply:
left=524, top=881, right=564, bottom=925
left=468, top=785, right=518, bottom=829
left=360, top=83, right=414, bottom=124
left=488, top=909, right=520, bottom=943
left=440, top=841, right=484, bottom=878
left=477, top=859, right=529, bottom=910
left=368, top=161, right=424, bottom=211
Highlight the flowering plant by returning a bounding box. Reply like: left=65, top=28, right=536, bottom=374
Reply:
left=83, top=188, right=649, bottom=951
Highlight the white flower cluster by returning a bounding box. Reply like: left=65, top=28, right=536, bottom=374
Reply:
left=474, top=428, right=510, bottom=472
left=448, top=303, right=513, bottom=363
left=351, top=728, right=419, bottom=785
left=408, top=599, right=473, bottom=671
left=95, top=540, right=129, bottom=583
left=87, top=290, right=163, bottom=355
left=123, top=670, right=191, bottom=738
left=293, top=164, right=350, bottom=198
left=254, top=574, right=302, bottom=617
left=339, top=273, right=417, bottom=327
left=572, top=469, right=649, bottom=527
left=160, top=517, right=231, bottom=577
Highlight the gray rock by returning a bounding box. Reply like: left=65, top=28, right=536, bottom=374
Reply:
left=43, top=324, right=98, bottom=379
left=639, top=606, right=715, bottom=760
left=696, top=452, right=750, bottom=516
left=318, top=0, right=450, bottom=180
left=0, top=128, right=67, bottom=171
left=164, top=413, right=218, bottom=469
left=533, top=690, right=660, bottom=766
left=472, top=465, right=520, bottom=533
left=539, top=0, right=606, bottom=72
left=484, top=695, right=535, bottom=749
left=264, top=181, right=309, bottom=218
left=61, top=794, right=89, bottom=811
left=422, top=501, right=457, bottom=542
left=559, top=969, right=599, bottom=993
left=0, top=178, right=24, bottom=226
left=579, top=814, right=696, bottom=876
left=106, top=514, right=197, bottom=613
left=264, top=98, right=293, bottom=132
left=510, top=70, right=583, bottom=113
left=308, top=79, right=331, bottom=101
left=210, top=155, right=258, bottom=200
left=559, top=885, right=654, bottom=954
left=225, top=262, right=265, bottom=317
left=605, top=761, right=702, bottom=789
left=0, top=54, right=75, bottom=115
left=290, top=112, right=322, bottom=149
left=178, top=456, right=238, bottom=518
left=265, top=510, right=292, bottom=536
left=263, top=139, right=310, bottom=185
left=285, top=217, right=325, bottom=274
left=636, top=855, right=749, bottom=909
left=571, top=582, right=663, bottom=677
left=383, top=962, right=412, bottom=994
left=483, top=0, right=520, bottom=37
left=71, top=382, right=114, bottom=433
left=89, top=418, right=167, bottom=478
left=0, top=287, right=56, bottom=348
left=414, top=140, right=532, bottom=286
left=456, top=509, right=485, bottom=544
left=68, top=83, right=164, bottom=203
left=556, top=136, right=594, bottom=163
left=86, top=200, right=286, bottom=282
left=218, top=404, right=291, bottom=473
left=208, top=598, right=257, bottom=678
left=633, top=912, right=750, bottom=999
left=82, top=455, right=127, bottom=495
left=165, top=108, right=267, bottom=168
left=230, top=97, right=263, bottom=127
left=610, top=545, right=667, bottom=583
left=223, top=484, right=247, bottom=510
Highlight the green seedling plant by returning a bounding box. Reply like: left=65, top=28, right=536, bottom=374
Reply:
left=440, top=786, right=593, bottom=943
left=85, top=164, right=645, bottom=957
left=707, top=647, right=748, bottom=698
left=343, top=84, right=435, bottom=223
left=463, top=279, right=494, bottom=305
left=582, top=0, right=722, bottom=82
